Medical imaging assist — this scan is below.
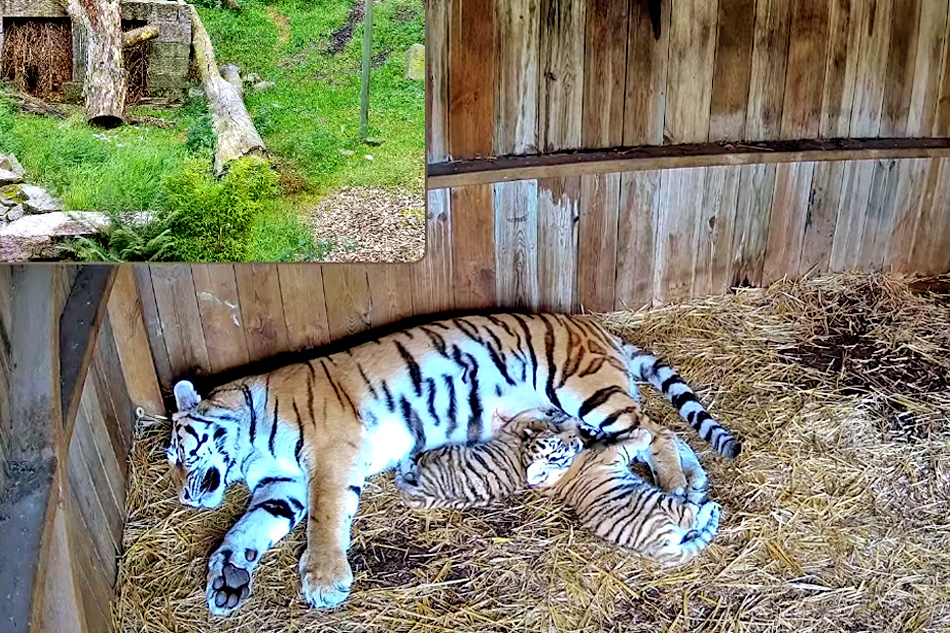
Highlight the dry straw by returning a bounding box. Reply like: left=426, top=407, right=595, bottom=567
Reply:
left=115, top=273, right=950, bottom=633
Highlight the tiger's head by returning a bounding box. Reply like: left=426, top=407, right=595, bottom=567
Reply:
left=523, top=430, right=585, bottom=488
left=167, top=380, right=245, bottom=509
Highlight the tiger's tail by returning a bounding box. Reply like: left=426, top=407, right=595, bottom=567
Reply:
left=622, top=343, right=742, bottom=459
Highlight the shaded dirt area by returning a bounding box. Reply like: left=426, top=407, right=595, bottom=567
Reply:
left=308, top=187, right=424, bottom=262
left=266, top=7, right=291, bottom=49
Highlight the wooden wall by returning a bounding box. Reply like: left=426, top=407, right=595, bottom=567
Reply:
left=137, top=0, right=950, bottom=390
left=0, top=266, right=162, bottom=633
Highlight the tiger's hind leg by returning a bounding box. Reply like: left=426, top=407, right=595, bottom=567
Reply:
left=299, top=441, right=366, bottom=609
left=206, top=476, right=307, bottom=616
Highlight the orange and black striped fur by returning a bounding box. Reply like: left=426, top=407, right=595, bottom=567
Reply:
left=166, top=313, right=740, bottom=615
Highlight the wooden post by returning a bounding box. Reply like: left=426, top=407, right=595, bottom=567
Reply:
left=359, top=0, right=374, bottom=140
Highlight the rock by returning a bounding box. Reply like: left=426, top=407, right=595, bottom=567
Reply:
left=5, top=205, right=24, bottom=223
left=19, top=185, right=62, bottom=214
left=220, top=63, right=243, bottom=89
left=244, top=72, right=262, bottom=84
left=0, top=184, right=25, bottom=207
left=339, top=149, right=355, bottom=156
left=0, top=211, right=108, bottom=261
left=0, top=153, right=24, bottom=185
left=363, top=137, right=385, bottom=146
left=251, top=81, right=276, bottom=92
left=404, top=43, right=425, bottom=81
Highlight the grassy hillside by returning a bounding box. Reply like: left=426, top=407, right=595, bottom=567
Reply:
left=0, top=0, right=425, bottom=262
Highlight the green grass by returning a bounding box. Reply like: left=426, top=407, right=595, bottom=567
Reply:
left=0, top=0, right=425, bottom=261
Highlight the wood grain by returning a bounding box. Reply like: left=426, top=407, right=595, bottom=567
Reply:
left=494, top=180, right=539, bottom=309
left=427, top=0, right=451, bottom=162
left=781, top=0, right=830, bottom=139
left=576, top=173, right=619, bottom=312
left=820, top=0, right=858, bottom=137
left=192, top=264, right=251, bottom=374
left=410, top=189, right=454, bottom=315
left=450, top=185, right=496, bottom=310
left=763, top=161, right=816, bottom=284
left=829, top=160, right=876, bottom=271
left=448, top=0, right=494, bottom=159
left=234, top=264, right=289, bottom=364
left=494, top=0, right=540, bottom=155
left=849, top=0, right=894, bottom=137
left=732, top=164, right=778, bottom=286
left=799, top=161, right=846, bottom=275
left=539, top=0, right=585, bottom=151
left=884, top=158, right=930, bottom=272
left=615, top=171, right=660, bottom=309
left=134, top=266, right=173, bottom=390
left=906, top=0, right=948, bottom=136
left=150, top=265, right=210, bottom=382
left=278, top=265, right=331, bottom=350
left=745, top=0, right=791, bottom=140
left=880, top=0, right=921, bottom=136
left=665, top=0, right=719, bottom=143
left=537, top=176, right=578, bottom=312
left=858, top=158, right=900, bottom=271
left=367, top=265, right=415, bottom=327
left=708, top=0, right=756, bottom=141
left=654, top=168, right=706, bottom=303
left=623, top=0, right=670, bottom=145
left=582, top=0, right=629, bottom=148
left=694, top=166, right=741, bottom=296
left=322, top=266, right=372, bottom=340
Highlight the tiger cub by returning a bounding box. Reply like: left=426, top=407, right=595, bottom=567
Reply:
left=526, top=431, right=722, bottom=566
left=395, top=410, right=585, bottom=509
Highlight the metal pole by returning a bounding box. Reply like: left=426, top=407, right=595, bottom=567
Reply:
left=358, top=0, right=373, bottom=141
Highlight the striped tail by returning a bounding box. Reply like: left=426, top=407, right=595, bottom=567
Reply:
left=623, top=344, right=742, bottom=459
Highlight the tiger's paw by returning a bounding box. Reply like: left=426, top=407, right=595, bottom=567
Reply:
left=299, top=548, right=353, bottom=609
left=206, top=548, right=255, bottom=616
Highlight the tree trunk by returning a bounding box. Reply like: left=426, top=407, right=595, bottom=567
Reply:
left=62, top=0, right=127, bottom=128
left=122, top=25, right=159, bottom=48
left=187, top=4, right=266, bottom=175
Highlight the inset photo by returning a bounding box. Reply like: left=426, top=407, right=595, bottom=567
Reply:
left=0, top=0, right=424, bottom=262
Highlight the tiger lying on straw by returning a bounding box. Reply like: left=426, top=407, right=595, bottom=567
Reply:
left=397, top=409, right=721, bottom=565
left=166, top=314, right=740, bottom=615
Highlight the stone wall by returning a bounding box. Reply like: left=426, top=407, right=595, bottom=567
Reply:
left=0, top=0, right=191, bottom=102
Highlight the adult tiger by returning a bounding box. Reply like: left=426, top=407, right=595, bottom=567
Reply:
left=166, top=313, right=740, bottom=615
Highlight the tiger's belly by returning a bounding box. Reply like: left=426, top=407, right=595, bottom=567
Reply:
left=360, top=384, right=551, bottom=477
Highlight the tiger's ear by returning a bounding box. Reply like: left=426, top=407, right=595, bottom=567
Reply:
left=173, top=380, right=201, bottom=411
left=525, top=461, right=550, bottom=487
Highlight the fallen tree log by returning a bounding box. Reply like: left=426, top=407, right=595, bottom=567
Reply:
left=60, top=0, right=127, bottom=128
left=122, top=25, right=159, bottom=48
left=187, top=4, right=266, bottom=175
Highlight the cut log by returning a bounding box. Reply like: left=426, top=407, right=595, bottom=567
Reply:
left=122, top=25, right=159, bottom=48
left=60, top=0, right=128, bottom=128
left=187, top=4, right=266, bottom=174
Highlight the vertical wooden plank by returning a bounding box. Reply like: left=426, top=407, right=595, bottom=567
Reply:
left=577, top=174, right=620, bottom=312
left=884, top=159, right=930, bottom=273
left=763, top=162, right=816, bottom=284
left=150, top=265, right=211, bottom=380
left=89, top=318, right=134, bottom=481
left=448, top=0, right=494, bottom=160
left=192, top=264, right=251, bottom=375
left=537, top=177, right=579, bottom=313
left=449, top=0, right=495, bottom=310
left=615, top=171, right=659, bottom=309
left=654, top=168, right=706, bottom=303
left=849, top=0, right=893, bottom=137
left=539, top=0, right=586, bottom=151
left=880, top=0, right=921, bottom=136
left=278, top=265, right=331, bottom=351
left=820, top=0, right=859, bottom=137
left=134, top=265, right=173, bottom=390
left=857, top=159, right=900, bottom=271
left=494, top=0, right=540, bottom=155
left=665, top=0, right=719, bottom=143
left=451, top=185, right=496, bottom=310
left=322, top=266, right=372, bottom=341
left=781, top=0, right=830, bottom=139
left=906, top=0, right=949, bottom=136
left=583, top=0, right=629, bottom=147
left=694, top=166, right=741, bottom=296
left=623, top=0, right=670, bottom=145
left=107, top=266, right=163, bottom=415
left=367, top=265, right=415, bottom=328
left=494, top=180, right=540, bottom=310
left=745, top=0, right=792, bottom=140
left=708, top=0, right=756, bottom=141
left=427, top=0, right=450, bottom=162
left=731, top=163, right=778, bottom=286
left=934, top=22, right=950, bottom=135
left=829, top=160, right=876, bottom=272
left=799, top=161, right=846, bottom=275
left=410, top=189, right=454, bottom=315
left=906, top=159, right=950, bottom=274
left=234, top=264, right=289, bottom=364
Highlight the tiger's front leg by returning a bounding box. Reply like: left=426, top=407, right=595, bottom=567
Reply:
left=298, top=441, right=366, bottom=609
left=207, top=477, right=307, bottom=616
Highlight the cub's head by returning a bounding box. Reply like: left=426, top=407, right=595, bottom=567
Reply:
left=167, top=380, right=244, bottom=509
left=523, top=430, right=584, bottom=488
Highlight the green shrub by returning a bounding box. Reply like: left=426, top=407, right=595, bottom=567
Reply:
left=60, top=211, right=180, bottom=262
left=164, top=155, right=280, bottom=261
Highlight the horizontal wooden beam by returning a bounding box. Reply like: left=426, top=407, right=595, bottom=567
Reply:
left=426, top=138, right=950, bottom=189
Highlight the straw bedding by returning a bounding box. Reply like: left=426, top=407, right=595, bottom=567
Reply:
left=114, top=273, right=950, bottom=633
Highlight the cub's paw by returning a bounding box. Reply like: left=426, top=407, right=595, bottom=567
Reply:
left=206, top=548, right=256, bottom=616
left=299, top=548, right=354, bottom=609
